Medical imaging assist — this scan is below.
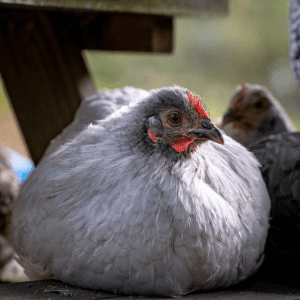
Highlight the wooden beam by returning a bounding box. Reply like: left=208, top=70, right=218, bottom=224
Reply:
left=0, top=0, right=229, bottom=17
left=54, top=12, right=173, bottom=52
left=0, top=11, right=96, bottom=164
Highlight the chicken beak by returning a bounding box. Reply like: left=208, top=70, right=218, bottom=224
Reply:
left=220, top=108, right=234, bottom=128
left=188, top=127, right=224, bottom=145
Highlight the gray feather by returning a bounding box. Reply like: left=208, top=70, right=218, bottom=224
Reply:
left=246, top=132, right=300, bottom=285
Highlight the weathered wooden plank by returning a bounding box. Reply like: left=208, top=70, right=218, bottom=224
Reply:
left=52, top=12, right=173, bottom=52
left=0, top=0, right=228, bottom=17
left=0, top=11, right=96, bottom=164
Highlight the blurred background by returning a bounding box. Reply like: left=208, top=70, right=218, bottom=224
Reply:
left=0, top=0, right=298, bottom=158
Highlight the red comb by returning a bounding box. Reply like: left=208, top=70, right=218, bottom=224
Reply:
left=240, top=80, right=246, bottom=97
left=232, top=80, right=246, bottom=108
left=188, top=93, right=209, bottom=119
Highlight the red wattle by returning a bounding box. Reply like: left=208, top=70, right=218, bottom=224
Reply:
left=172, top=137, right=196, bottom=153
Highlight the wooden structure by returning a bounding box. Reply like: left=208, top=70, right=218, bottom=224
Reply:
left=0, top=0, right=228, bottom=164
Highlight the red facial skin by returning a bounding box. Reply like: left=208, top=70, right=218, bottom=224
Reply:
left=148, top=128, right=157, bottom=142
left=148, top=93, right=210, bottom=153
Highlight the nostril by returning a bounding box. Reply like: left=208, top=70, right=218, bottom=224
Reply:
left=201, top=119, right=213, bottom=129
left=202, top=123, right=211, bottom=129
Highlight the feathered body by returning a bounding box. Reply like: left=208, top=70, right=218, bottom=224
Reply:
left=247, top=132, right=300, bottom=285
left=42, top=87, right=149, bottom=159
left=12, top=86, right=270, bottom=296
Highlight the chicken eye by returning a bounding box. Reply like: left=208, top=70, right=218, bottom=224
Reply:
left=255, top=101, right=263, bottom=109
left=167, top=113, right=182, bottom=126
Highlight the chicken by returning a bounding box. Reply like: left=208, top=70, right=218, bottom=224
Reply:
left=220, top=83, right=300, bottom=286
left=11, top=86, right=270, bottom=296
left=0, top=146, right=19, bottom=274
left=247, top=132, right=300, bottom=286
left=220, top=83, right=296, bottom=145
